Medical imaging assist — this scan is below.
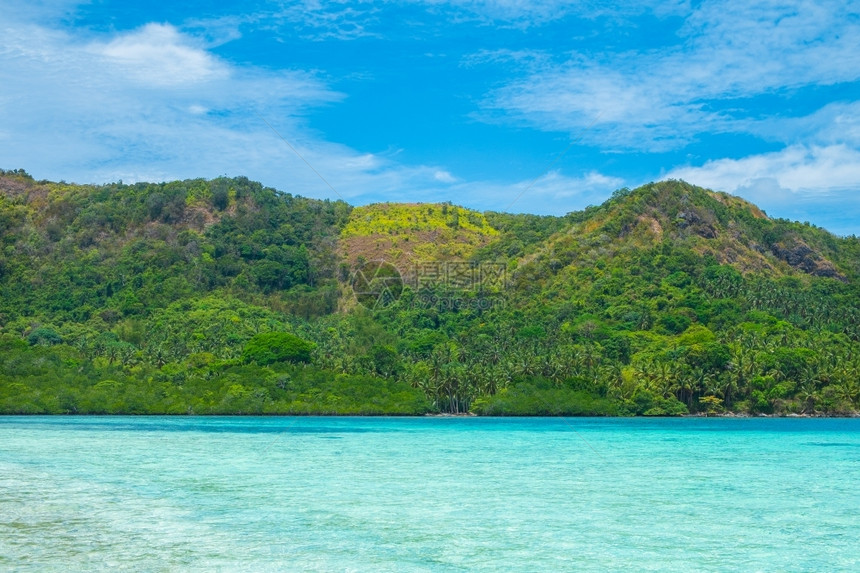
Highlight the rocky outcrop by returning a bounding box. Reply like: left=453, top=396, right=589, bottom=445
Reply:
left=771, top=238, right=845, bottom=280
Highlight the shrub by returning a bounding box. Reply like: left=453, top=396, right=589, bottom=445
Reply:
left=27, top=327, right=63, bottom=346
left=242, top=332, right=315, bottom=365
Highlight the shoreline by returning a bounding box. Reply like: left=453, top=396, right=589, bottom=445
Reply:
left=1, top=411, right=858, bottom=418
left=686, top=411, right=860, bottom=419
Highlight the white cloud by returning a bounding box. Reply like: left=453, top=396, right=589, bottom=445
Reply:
left=480, top=0, right=860, bottom=149
left=0, top=19, right=324, bottom=175
left=667, top=144, right=860, bottom=195
left=421, top=0, right=571, bottom=25
left=439, top=169, right=624, bottom=215
left=244, top=1, right=382, bottom=41
left=434, top=170, right=458, bottom=183
left=94, top=23, right=228, bottom=87
left=750, top=101, right=860, bottom=147
left=421, top=0, right=688, bottom=27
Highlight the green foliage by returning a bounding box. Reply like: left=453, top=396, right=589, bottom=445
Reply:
left=1, top=173, right=859, bottom=417
left=27, top=326, right=62, bottom=346
left=242, top=332, right=315, bottom=365
left=698, top=395, right=724, bottom=415
left=472, top=380, right=619, bottom=416
left=628, top=390, right=689, bottom=416
left=0, top=337, right=430, bottom=415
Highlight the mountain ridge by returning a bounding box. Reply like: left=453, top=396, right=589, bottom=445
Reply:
left=1, top=169, right=859, bottom=416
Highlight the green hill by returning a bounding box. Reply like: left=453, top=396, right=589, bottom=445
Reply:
left=1, top=169, right=858, bottom=416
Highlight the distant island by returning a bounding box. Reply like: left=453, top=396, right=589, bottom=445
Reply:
left=1, top=169, right=858, bottom=416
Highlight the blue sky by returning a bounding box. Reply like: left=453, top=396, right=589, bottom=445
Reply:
left=2, top=1, right=859, bottom=235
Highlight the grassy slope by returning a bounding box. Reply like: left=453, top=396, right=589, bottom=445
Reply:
left=339, top=203, right=499, bottom=269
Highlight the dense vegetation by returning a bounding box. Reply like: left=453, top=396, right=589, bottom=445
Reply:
left=1, top=169, right=858, bottom=416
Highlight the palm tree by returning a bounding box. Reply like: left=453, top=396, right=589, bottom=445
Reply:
left=835, top=380, right=860, bottom=410
left=797, top=382, right=818, bottom=414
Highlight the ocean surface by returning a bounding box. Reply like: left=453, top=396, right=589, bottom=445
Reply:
left=1, top=416, right=858, bottom=572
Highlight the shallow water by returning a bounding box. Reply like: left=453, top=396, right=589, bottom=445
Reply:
left=1, top=416, right=858, bottom=572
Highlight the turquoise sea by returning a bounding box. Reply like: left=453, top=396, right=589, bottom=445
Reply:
left=1, top=416, right=858, bottom=572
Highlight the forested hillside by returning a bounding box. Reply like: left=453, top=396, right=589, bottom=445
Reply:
left=1, top=169, right=858, bottom=415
